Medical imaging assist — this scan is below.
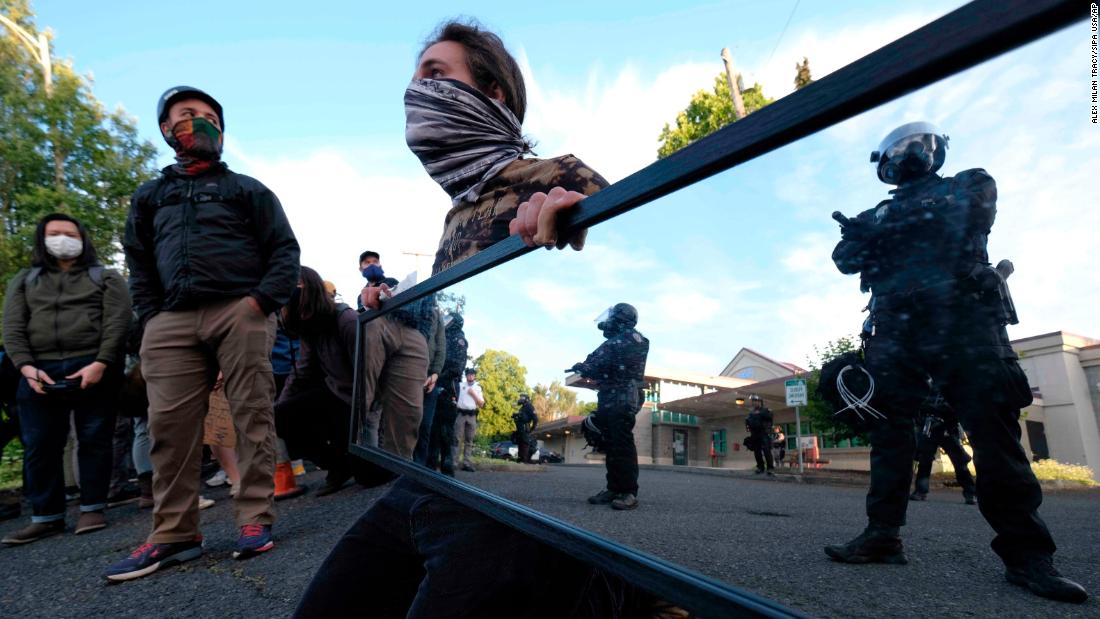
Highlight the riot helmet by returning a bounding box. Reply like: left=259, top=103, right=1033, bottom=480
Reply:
left=517, top=393, right=530, bottom=405
left=749, top=394, right=764, bottom=409
left=595, top=303, right=638, bottom=337
left=157, top=86, right=225, bottom=130
left=870, top=122, right=948, bottom=185
left=444, top=313, right=464, bottom=330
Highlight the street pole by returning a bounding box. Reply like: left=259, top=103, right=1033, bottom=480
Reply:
left=795, top=405, right=804, bottom=473
left=402, top=250, right=432, bottom=281
left=1, top=15, right=61, bottom=192
left=720, top=47, right=747, bottom=120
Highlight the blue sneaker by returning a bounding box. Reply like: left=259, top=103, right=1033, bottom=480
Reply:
left=233, top=524, right=274, bottom=559
left=103, top=537, right=203, bottom=582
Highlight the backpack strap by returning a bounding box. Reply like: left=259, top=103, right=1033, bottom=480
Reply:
left=23, top=267, right=42, bottom=287
left=23, top=265, right=105, bottom=289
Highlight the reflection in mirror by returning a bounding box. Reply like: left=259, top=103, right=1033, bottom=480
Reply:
left=353, top=20, right=1098, bottom=617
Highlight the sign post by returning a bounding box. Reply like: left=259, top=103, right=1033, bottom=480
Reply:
left=785, top=379, right=808, bottom=473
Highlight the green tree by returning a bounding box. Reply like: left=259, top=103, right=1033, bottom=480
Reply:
left=794, top=57, right=813, bottom=90
left=802, top=334, right=866, bottom=442
left=531, top=380, right=582, bottom=423
left=656, top=74, right=774, bottom=159
left=0, top=0, right=157, bottom=318
left=473, top=349, right=528, bottom=440
left=435, top=291, right=465, bottom=317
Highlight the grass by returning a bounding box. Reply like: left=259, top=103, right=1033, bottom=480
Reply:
left=1031, top=459, right=1098, bottom=487
left=1, top=439, right=22, bottom=491
left=471, top=455, right=546, bottom=473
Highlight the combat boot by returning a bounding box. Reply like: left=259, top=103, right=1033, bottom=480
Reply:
left=1005, top=555, right=1088, bottom=603
left=909, top=491, right=927, bottom=501
left=824, top=524, right=908, bottom=565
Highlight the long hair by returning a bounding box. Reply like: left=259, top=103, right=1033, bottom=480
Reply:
left=31, top=213, right=100, bottom=268
left=282, top=265, right=337, bottom=338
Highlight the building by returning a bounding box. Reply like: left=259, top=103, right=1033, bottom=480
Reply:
left=541, top=333, right=1100, bottom=481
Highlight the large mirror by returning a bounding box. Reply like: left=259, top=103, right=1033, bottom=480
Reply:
left=353, top=17, right=1098, bottom=617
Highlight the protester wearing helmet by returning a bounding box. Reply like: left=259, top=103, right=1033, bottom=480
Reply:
left=826, top=123, right=1086, bottom=603
left=570, top=303, right=649, bottom=510
left=106, top=86, right=300, bottom=582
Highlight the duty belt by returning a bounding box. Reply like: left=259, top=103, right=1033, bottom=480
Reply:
left=873, top=278, right=969, bottom=311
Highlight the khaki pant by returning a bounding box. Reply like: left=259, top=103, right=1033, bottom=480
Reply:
left=454, top=412, right=478, bottom=468
left=361, top=317, right=429, bottom=459
left=141, top=297, right=276, bottom=543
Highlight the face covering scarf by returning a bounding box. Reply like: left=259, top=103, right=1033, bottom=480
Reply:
left=405, top=78, right=532, bottom=206
left=165, top=117, right=224, bottom=175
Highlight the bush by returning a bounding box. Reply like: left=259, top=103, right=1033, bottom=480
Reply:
left=1, top=439, right=22, bottom=490
left=1030, top=459, right=1098, bottom=486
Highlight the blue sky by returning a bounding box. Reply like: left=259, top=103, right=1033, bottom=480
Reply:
left=28, top=1, right=1097, bottom=394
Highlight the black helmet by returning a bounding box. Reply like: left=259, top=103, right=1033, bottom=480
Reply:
left=445, top=313, right=464, bottom=330
left=596, top=303, right=638, bottom=336
left=749, top=394, right=763, bottom=406
left=870, top=121, right=948, bottom=185
left=157, top=86, right=225, bottom=130
left=517, top=394, right=530, bottom=405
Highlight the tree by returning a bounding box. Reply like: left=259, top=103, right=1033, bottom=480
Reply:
left=435, top=291, right=465, bottom=317
left=657, top=74, right=774, bottom=159
left=473, top=349, right=528, bottom=440
left=0, top=0, right=157, bottom=318
left=794, top=57, right=813, bottom=90
left=530, top=380, right=585, bottom=423
left=802, top=334, right=866, bottom=442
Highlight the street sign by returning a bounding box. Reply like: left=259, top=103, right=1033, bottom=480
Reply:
left=785, top=379, right=807, bottom=407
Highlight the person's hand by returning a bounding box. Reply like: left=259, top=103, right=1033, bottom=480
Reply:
left=424, top=373, right=438, bottom=392
left=66, top=361, right=107, bottom=389
left=509, top=186, right=588, bottom=250
left=20, top=365, right=53, bottom=395
left=360, top=283, right=391, bottom=310
left=245, top=295, right=266, bottom=316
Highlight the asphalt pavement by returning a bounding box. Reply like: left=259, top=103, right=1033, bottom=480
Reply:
left=0, top=465, right=1096, bottom=618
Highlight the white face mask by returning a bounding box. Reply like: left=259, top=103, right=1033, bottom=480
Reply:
left=45, top=235, right=83, bottom=260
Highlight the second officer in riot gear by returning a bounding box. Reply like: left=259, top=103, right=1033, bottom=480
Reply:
left=825, top=123, right=1086, bottom=603
left=512, top=394, right=538, bottom=464
left=910, top=386, right=976, bottom=504
left=744, top=395, right=775, bottom=475
left=571, top=303, right=649, bottom=511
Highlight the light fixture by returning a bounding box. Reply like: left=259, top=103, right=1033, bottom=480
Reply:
left=735, top=396, right=746, bottom=406
left=564, top=430, right=571, bottom=435
left=546, top=433, right=552, bottom=438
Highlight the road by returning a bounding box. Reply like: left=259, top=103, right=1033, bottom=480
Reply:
left=0, top=465, right=1096, bottom=618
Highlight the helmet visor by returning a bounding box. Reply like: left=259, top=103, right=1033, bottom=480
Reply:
left=594, top=307, right=613, bottom=325
left=882, top=134, right=938, bottom=162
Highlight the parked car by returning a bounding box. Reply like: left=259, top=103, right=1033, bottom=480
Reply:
left=488, top=441, right=543, bottom=462
left=539, top=449, right=564, bottom=464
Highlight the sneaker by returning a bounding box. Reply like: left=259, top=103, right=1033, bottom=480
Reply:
left=198, top=496, right=215, bottom=510
left=824, top=525, right=908, bottom=565
left=205, top=470, right=229, bottom=487
left=75, top=511, right=107, bottom=535
left=233, top=524, right=274, bottom=559
left=1005, top=555, right=1088, bottom=603
left=909, top=491, right=927, bottom=501
left=103, top=538, right=203, bottom=582
left=587, top=489, right=616, bottom=505
left=2, top=520, right=65, bottom=545
left=611, top=493, right=639, bottom=511
left=964, top=494, right=977, bottom=505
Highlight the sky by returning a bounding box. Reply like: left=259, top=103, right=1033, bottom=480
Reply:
left=27, top=1, right=1098, bottom=396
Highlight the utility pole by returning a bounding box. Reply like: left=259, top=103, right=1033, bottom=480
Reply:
left=1, top=14, right=62, bottom=193
left=401, top=251, right=432, bottom=281
left=720, top=47, right=747, bottom=120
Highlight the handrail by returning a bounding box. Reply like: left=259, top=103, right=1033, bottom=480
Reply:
left=348, top=1, right=1084, bottom=616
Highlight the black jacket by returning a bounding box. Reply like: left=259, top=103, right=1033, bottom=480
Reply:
left=124, top=163, right=300, bottom=323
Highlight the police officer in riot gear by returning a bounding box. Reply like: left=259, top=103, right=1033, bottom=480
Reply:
left=825, top=123, right=1087, bottom=603
left=512, top=394, right=538, bottom=464
left=744, top=395, right=775, bottom=475
left=571, top=303, right=649, bottom=511
left=910, top=386, right=976, bottom=504
left=426, top=313, right=468, bottom=477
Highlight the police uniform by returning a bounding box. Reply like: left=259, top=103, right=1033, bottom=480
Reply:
left=911, top=391, right=976, bottom=503
left=825, top=123, right=1086, bottom=604
left=512, top=400, right=538, bottom=463
left=427, top=317, right=468, bottom=476
left=745, top=402, right=775, bottom=473
left=575, top=314, right=649, bottom=502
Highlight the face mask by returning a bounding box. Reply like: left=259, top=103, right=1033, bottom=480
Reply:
left=167, top=117, right=223, bottom=160
left=45, top=235, right=83, bottom=260
left=362, top=264, right=385, bottom=284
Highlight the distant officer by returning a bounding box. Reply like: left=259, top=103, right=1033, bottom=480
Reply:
left=426, top=313, right=468, bottom=477
left=572, top=303, right=649, bottom=511
left=745, top=395, right=775, bottom=476
left=910, top=388, right=976, bottom=504
left=512, top=394, right=538, bottom=464
left=825, top=122, right=1086, bottom=603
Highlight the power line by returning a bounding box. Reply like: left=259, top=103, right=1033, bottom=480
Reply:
left=765, top=0, right=800, bottom=68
